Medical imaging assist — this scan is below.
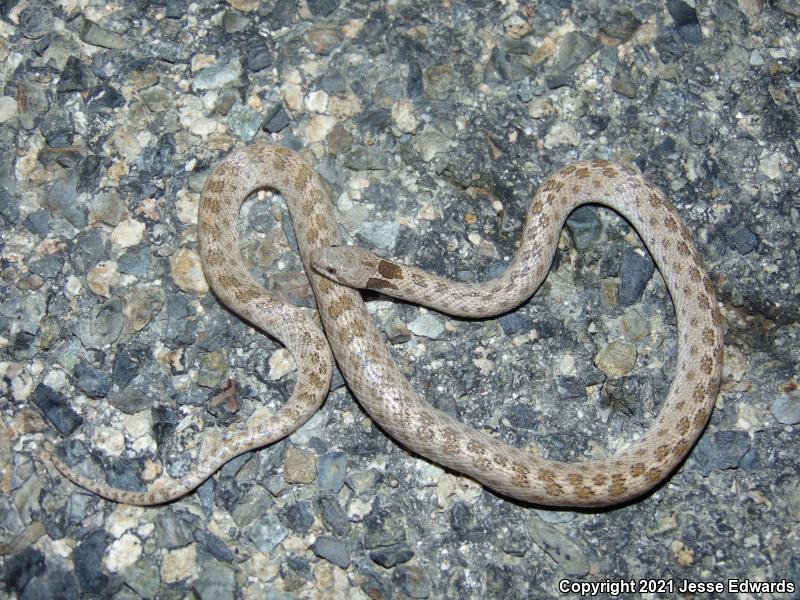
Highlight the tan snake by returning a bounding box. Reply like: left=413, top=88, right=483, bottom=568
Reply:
left=49, top=143, right=723, bottom=507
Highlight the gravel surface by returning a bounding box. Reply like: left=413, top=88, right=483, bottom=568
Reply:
left=1, top=1, right=799, bottom=598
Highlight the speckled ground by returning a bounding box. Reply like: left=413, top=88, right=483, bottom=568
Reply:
left=1, top=0, right=799, bottom=599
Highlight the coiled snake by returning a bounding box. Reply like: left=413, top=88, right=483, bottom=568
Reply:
left=49, top=143, right=723, bottom=507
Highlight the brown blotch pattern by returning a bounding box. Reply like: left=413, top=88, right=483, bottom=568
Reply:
left=377, top=260, right=403, bottom=279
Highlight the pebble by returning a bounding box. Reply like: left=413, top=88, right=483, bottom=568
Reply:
left=2, top=547, right=45, bottom=593
left=73, top=299, right=125, bottom=349
left=621, top=309, right=649, bottom=342
left=312, top=537, right=350, bottom=568
left=79, top=19, right=130, bottom=49
left=305, top=24, right=343, bottom=55
left=264, top=105, right=290, bottom=133
left=392, top=566, right=431, bottom=599
left=369, top=543, right=414, bottom=568
left=73, top=359, right=112, bottom=398
left=771, top=395, right=800, bottom=425
left=170, top=248, right=209, bottom=294
left=0, top=96, right=17, bottom=123
left=408, top=313, right=444, bottom=339
left=416, top=125, right=449, bottom=161
left=104, top=533, right=143, bottom=573
left=192, top=559, right=236, bottom=600
left=497, top=312, right=533, bottom=335
left=730, top=225, right=759, bottom=255
left=125, top=285, right=165, bottom=332
left=179, top=97, right=219, bottom=137
left=160, top=544, right=198, bottom=584
left=594, top=340, right=637, bottom=377
left=317, top=451, right=347, bottom=494
left=544, top=121, right=580, bottom=148
left=18, top=568, right=80, bottom=600
left=123, top=560, right=160, bottom=599
left=268, top=348, right=295, bottom=380
left=306, top=114, right=337, bottom=143
left=197, top=351, right=227, bottom=389
left=692, top=430, right=752, bottom=476
left=526, top=517, right=589, bottom=577
left=619, top=247, right=654, bottom=306
left=30, top=383, right=83, bottom=435
left=565, top=206, right=602, bottom=249
left=110, top=218, right=145, bottom=248
left=307, top=0, right=339, bottom=16
left=86, top=261, right=118, bottom=297
left=391, top=99, right=419, bottom=133
left=356, top=220, right=399, bottom=251
left=283, top=446, right=317, bottom=484
left=74, top=530, right=109, bottom=593
left=245, top=512, right=288, bottom=553
left=193, top=55, right=242, bottom=91
left=317, top=496, right=350, bottom=536
left=227, top=103, right=263, bottom=140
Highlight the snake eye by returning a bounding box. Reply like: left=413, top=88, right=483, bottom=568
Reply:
left=327, top=267, right=337, bottom=275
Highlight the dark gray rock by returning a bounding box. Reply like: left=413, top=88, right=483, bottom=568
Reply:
left=392, top=566, right=431, bottom=599
left=730, top=226, right=759, bottom=255
left=73, top=360, right=112, bottom=399
left=31, top=383, right=83, bottom=435
left=264, top=105, right=290, bottom=133
left=70, top=228, right=106, bottom=274
left=205, top=533, right=236, bottom=563
left=46, top=176, right=86, bottom=228
left=317, top=451, right=347, bottom=494
left=307, top=0, right=338, bottom=17
left=19, top=6, right=53, bottom=39
left=74, top=530, right=109, bottom=592
left=566, top=206, right=602, bottom=249
left=369, top=543, right=414, bottom=568
left=497, top=312, right=533, bottom=335
left=20, top=568, right=80, bottom=600
left=2, top=547, right=45, bottom=593
left=692, top=430, right=752, bottom=476
left=619, top=247, right=655, bottom=306
left=23, top=210, right=50, bottom=236
left=317, top=496, right=350, bottom=536
left=29, top=253, right=65, bottom=279
left=279, top=501, right=315, bottom=534
left=312, top=536, right=350, bottom=568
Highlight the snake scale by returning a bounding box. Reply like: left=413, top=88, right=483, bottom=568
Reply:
left=49, top=143, right=723, bottom=508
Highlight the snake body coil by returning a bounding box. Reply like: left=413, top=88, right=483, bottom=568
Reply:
left=51, top=143, right=722, bottom=507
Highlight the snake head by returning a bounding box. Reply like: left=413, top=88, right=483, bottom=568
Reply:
left=310, top=245, right=380, bottom=289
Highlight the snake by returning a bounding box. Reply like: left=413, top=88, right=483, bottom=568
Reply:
left=48, top=142, right=723, bottom=508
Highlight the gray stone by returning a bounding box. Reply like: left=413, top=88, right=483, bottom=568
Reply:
left=692, top=430, right=752, bottom=476
left=317, top=451, right=347, bottom=494
left=566, top=206, right=602, bottom=249
left=73, top=360, right=112, bottom=399
left=74, top=530, right=109, bottom=593
left=193, top=559, right=236, bottom=600
left=317, top=496, right=350, bottom=536
left=730, top=226, right=759, bottom=255
left=31, top=383, right=83, bottom=435
left=227, top=103, right=263, bottom=141
left=369, top=543, right=414, bottom=568
left=19, top=7, right=53, bottom=39
left=497, top=312, right=533, bottom=335
left=193, top=55, right=243, bottom=91
left=392, top=566, right=431, bottom=599
left=311, top=536, right=350, bottom=568
left=73, top=299, right=125, bottom=349
left=264, top=105, right=290, bottom=133
left=772, top=395, right=800, bottom=425
left=80, top=19, right=130, bottom=49
left=526, top=517, right=590, bottom=577
left=245, top=512, right=288, bottom=553
left=619, top=247, right=654, bottom=306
